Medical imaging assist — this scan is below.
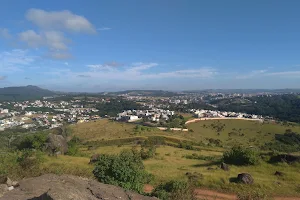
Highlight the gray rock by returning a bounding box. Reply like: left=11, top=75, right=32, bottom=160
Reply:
left=46, top=133, right=68, bottom=155
left=274, top=171, right=284, bottom=176
left=0, top=174, right=157, bottom=200
left=237, top=173, right=254, bottom=184
left=89, top=154, right=100, bottom=164
left=221, top=162, right=229, bottom=171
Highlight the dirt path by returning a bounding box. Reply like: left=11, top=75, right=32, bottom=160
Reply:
left=144, top=185, right=300, bottom=200
left=195, top=189, right=236, bottom=200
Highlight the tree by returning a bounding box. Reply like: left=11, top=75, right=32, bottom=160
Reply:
left=93, top=149, right=151, bottom=193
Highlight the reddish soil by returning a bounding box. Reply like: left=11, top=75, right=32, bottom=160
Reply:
left=144, top=185, right=300, bottom=200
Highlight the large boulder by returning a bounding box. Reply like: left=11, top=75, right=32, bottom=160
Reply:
left=46, top=133, right=68, bottom=155
left=220, top=162, right=229, bottom=171
left=0, top=174, right=157, bottom=200
left=237, top=173, right=254, bottom=184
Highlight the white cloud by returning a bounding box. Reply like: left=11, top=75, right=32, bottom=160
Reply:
left=236, top=69, right=267, bottom=79
left=267, top=71, right=300, bottom=77
left=26, top=8, right=96, bottom=33
left=80, top=63, right=216, bottom=81
left=0, top=28, right=11, bottom=39
left=0, top=49, right=35, bottom=73
left=236, top=69, right=300, bottom=79
left=147, top=68, right=217, bottom=79
left=19, top=30, right=68, bottom=50
left=97, top=27, right=111, bottom=31
left=128, top=62, right=158, bottom=72
left=64, top=62, right=69, bottom=66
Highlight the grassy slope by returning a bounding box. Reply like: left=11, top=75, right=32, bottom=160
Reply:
left=46, top=145, right=300, bottom=196
left=47, top=119, right=300, bottom=196
left=186, top=119, right=300, bottom=147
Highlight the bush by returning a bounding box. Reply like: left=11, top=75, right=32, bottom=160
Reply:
left=140, top=145, right=156, bottom=160
left=152, top=180, right=196, bottom=200
left=93, top=149, right=151, bottom=193
left=17, top=132, right=47, bottom=151
left=66, top=136, right=80, bottom=156
left=223, top=146, right=259, bottom=165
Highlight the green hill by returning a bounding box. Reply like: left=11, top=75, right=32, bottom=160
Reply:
left=0, top=85, right=56, bottom=101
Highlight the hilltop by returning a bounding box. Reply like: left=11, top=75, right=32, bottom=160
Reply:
left=0, top=85, right=56, bottom=101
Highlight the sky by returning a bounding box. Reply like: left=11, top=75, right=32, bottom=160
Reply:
left=0, top=0, right=300, bottom=92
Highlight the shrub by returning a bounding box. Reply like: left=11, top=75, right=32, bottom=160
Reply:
left=16, top=149, right=44, bottom=177
left=152, top=180, right=196, bottom=200
left=66, top=136, right=80, bottom=156
left=93, top=149, right=151, bottom=193
left=223, top=146, right=259, bottom=165
left=140, top=145, right=156, bottom=160
left=17, top=132, right=47, bottom=151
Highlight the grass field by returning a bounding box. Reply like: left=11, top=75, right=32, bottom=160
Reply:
left=45, top=144, right=300, bottom=197
left=72, top=119, right=300, bottom=148
left=186, top=119, right=300, bottom=147
left=52, top=119, right=300, bottom=197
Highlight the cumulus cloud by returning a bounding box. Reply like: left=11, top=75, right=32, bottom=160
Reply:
left=0, top=76, right=7, bottom=80
left=19, top=30, right=69, bottom=50
left=0, top=28, right=11, bottom=39
left=26, top=8, right=96, bottom=33
left=15, top=9, right=97, bottom=60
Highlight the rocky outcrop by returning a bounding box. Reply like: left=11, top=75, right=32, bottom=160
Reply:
left=0, top=174, right=157, bottom=200
left=237, top=173, right=254, bottom=184
left=46, top=134, right=68, bottom=155
left=0, top=176, right=19, bottom=197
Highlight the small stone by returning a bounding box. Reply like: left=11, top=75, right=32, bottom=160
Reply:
left=7, top=186, right=14, bottom=191
left=274, top=171, right=284, bottom=176
left=11, top=181, right=19, bottom=187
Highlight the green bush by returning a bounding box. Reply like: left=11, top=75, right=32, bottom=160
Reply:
left=17, top=132, right=47, bottom=151
left=140, top=145, right=156, bottom=160
left=66, top=136, right=80, bottom=156
left=152, top=180, right=196, bottom=200
left=93, top=149, right=152, bottom=193
left=223, top=146, right=259, bottom=165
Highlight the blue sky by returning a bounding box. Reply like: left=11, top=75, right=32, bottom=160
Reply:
left=0, top=0, right=300, bottom=92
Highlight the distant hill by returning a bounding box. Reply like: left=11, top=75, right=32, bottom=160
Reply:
left=107, top=90, right=181, bottom=97
left=0, top=85, right=56, bottom=101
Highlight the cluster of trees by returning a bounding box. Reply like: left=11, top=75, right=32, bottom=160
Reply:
left=96, top=99, right=144, bottom=117
left=263, top=131, right=300, bottom=153
left=213, top=94, right=300, bottom=123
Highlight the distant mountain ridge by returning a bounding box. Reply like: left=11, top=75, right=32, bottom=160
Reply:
left=0, top=85, right=56, bottom=101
